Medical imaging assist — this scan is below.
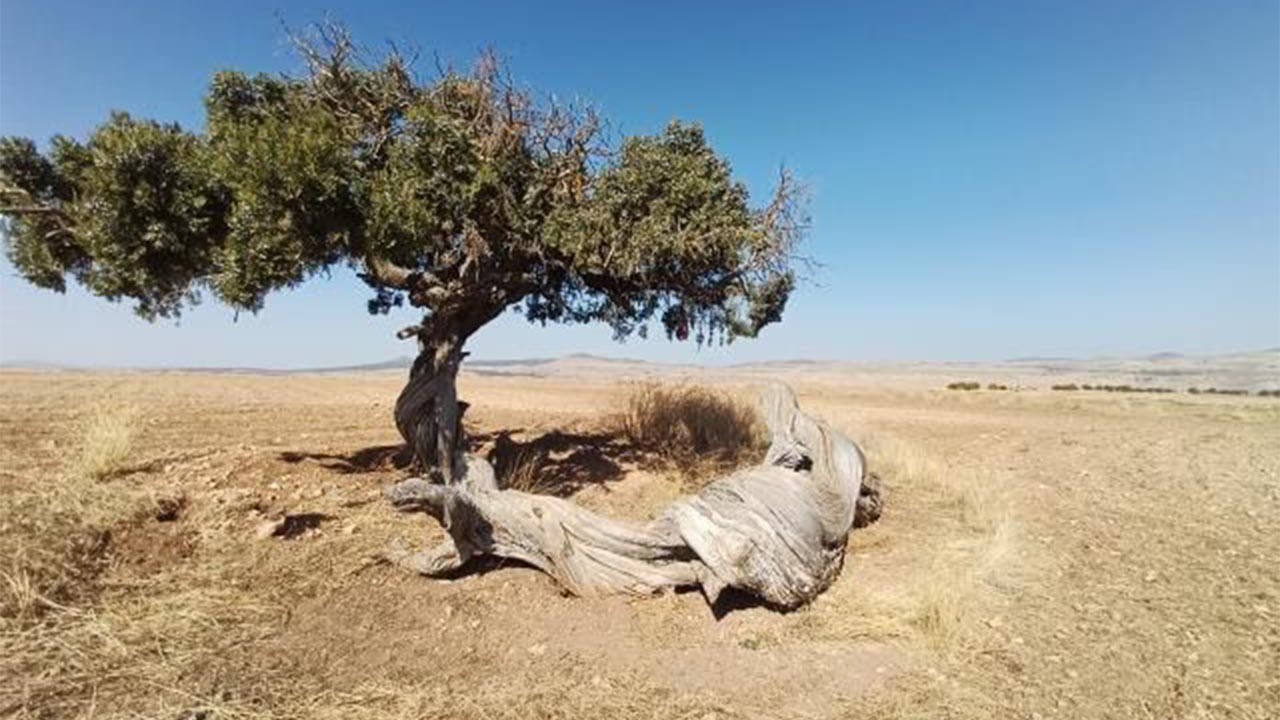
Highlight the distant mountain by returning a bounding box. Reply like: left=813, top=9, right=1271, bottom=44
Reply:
left=0, top=359, right=68, bottom=370
left=469, top=357, right=558, bottom=368
left=294, top=356, right=412, bottom=373
left=3, top=348, right=1276, bottom=378
left=1006, top=356, right=1074, bottom=363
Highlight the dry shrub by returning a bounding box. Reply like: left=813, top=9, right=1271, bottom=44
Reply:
left=617, top=382, right=764, bottom=474
left=499, top=448, right=554, bottom=494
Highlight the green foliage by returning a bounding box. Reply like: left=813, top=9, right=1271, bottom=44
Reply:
left=1, top=116, right=227, bottom=319
left=1, top=24, right=803, bottom=345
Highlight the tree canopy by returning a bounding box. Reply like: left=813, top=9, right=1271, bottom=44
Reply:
left=0, top=25, right=805, bottom=346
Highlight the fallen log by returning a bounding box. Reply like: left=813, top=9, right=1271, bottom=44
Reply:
left=384, top=383, right=881, bottom=609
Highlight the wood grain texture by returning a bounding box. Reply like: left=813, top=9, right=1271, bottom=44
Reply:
left=385, top=383, right=878, bottom=608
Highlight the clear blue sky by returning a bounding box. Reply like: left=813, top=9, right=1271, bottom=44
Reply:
left=1, top=0, right=1277, bottom=367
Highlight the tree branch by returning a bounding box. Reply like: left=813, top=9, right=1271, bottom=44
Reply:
left=361, top=255, right=418, bottom=289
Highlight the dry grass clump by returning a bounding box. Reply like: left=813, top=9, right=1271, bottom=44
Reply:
left=73, top=401, right=141, bottom=481
left=499, top=448, right=555, bottom=494
left=617, top=382, right=765, bottom=474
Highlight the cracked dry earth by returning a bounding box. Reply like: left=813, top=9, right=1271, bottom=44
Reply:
left=1, top=369, right=1276, bottom=719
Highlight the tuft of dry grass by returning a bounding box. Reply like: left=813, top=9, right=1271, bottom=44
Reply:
left=616, top=382, right=764, bottom=480
left=73, top=401, right=141, bottom=481
left=499, top=448, right=554, bottom=494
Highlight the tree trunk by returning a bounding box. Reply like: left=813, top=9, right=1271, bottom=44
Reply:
left=394, top=331, right=468, bottom=484
left=385, top=383, right=882, bottom=609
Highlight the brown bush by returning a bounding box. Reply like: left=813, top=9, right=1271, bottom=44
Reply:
left=617, top=382, right=764, bottom=470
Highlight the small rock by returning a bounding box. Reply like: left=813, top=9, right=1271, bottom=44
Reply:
left=342, top=522, right=359, bottom=535
left=985, top=616, right=1004, bottom=629
left=1144, top=570, right=1158, bottom=583
left=255, top=518, right=285, bottom=540
left=527, top=643, right=547, bottom=657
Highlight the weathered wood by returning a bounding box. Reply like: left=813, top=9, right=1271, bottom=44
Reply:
left=394, top=338, right=468, bottom=484
left=385, top=383, right=879, bottom=608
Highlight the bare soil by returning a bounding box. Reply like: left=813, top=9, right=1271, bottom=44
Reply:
left=1, top=366, right=1276, bottom=719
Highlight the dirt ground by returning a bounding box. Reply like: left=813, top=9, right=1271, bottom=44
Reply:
left=1, top=367, right=1277, bottom=719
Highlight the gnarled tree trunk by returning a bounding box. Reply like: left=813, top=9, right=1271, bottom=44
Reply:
left=394, top=329, right=468, bottom=484
left=385, top=383, right=882, bottom=609
left=392, top=302, right=504, bottom=483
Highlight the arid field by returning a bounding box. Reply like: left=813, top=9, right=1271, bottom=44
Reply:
left=2, top=357, right=1277, bottom=719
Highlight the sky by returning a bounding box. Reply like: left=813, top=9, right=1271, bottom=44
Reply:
left=0, top=0, right=1277, bottom=368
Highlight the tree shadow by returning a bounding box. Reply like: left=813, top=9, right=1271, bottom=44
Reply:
left=475, top=428, right=651, bottom=497
left=706, top=586, right=791, bottom=620
left=273, top=513, right=332, bottom=539
left=435, top=553, right=540, bottom=581
left=280, top=427, right=662, bottom=497
left=279, top=444, right=413, bottom=474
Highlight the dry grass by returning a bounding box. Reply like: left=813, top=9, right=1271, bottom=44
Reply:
left=1, top=371, right=1275, bottom=719
left=0, top=399, right=272, bottom=719
left=616, top=382, right=764, bottom=480
left=794, top=432, right=1021, bottom=654
left=0, top=403, right=143, bottom=620
left=0, top=576, right=277, bottom=719
left=499, top=447, right=555, bottom=494
left=73, top=401, right=140, bottom=482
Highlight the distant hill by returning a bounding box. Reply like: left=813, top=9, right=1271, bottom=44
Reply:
left=3, top=349, right=1277, bottom=391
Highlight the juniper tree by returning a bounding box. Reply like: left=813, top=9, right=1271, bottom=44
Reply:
left=0, top=26, right=805, bottom=481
